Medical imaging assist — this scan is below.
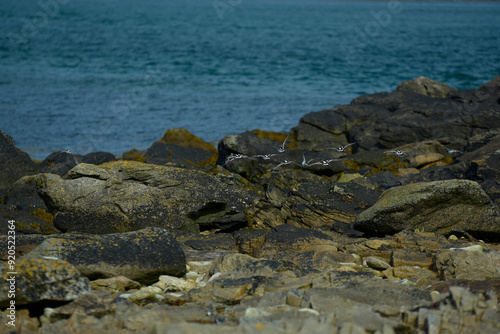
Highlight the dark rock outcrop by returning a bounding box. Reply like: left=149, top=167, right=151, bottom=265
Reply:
left=22, top=227, right=187, bottom=284
left=246, top=169, right=380, bottom=229
left=18, top=161, right=258, bottom=234
left=0, top=131, right=38, bottom=189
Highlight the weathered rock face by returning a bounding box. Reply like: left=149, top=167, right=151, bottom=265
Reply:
left=291, top=75, right=500, bottom=152
left=0, top=131, right=38, bottom=189
left=0, top=182, right=59, bottom=235
left=396, top=76, right=458, bottom=98
left=18, top=161, right=258, bottom=234
left=435, top=248, right=500, bottom=280
left=0, top=258, right=90, bottom=308
left=354, top=179, right=500, bottom=241
left=246, top=169, right=380, bottom=230
left=22, top=227, right=187, bottom=284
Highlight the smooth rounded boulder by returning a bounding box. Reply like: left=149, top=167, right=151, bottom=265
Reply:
left=354, top=179, right=500, bottom=241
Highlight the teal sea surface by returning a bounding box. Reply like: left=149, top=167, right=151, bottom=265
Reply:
left=1, top=0, right=499, bottom=160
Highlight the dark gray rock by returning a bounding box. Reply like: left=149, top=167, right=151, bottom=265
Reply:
left=291, top=76, right=500, bottom=154
left=0, top=182, right=59, bottom=235
left=144, top=142, right=215, bottom=168
left=216, top=131, right=287, bottom=166
left=38, top=151, right=78, bottom=176
left=22, top=227, right=187, bottom=285
left=0, top=257, right=91, bottom=308
left=247, top=170, right=380, bottom=229
left=17, top=161, right=258, bottom=234
left=0, top=131, right=38, bottom=189
left=81, top=151, right=116, bottom=165
left=354, top=179, right=500, bottom=241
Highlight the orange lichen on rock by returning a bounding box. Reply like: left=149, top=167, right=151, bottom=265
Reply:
left=122, top=149, right=146, bottom=162
left=31, top=208, right=54, bottom=224
left=158, top=128, right=217, bottom=154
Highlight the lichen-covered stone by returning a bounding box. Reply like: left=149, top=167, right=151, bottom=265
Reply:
left=18, top=160, right=257, bottom=234
left=354, top=179, right=500, bottom=241
left=0, top=257, right=90, bottom=308
left=22, top=227, right=187, bottom=284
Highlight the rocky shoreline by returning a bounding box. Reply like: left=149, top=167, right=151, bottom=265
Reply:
left=1, top=76, right=500, bottom=333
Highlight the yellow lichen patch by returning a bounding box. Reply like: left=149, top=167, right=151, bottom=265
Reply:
left=341, top=160, right=360, bottom=171
left=133, top=156, right=147, bottom=163
left=420, top=156, right=453, bottom=169
left=185, top=152, right=219, bottom=168
left=122, top=149, right=146, bottom=161
left=31, top=208, right=54, bottom=223
left=367, top=157, right=408, bottom=176
left=158, top=128, right=217, bottom=154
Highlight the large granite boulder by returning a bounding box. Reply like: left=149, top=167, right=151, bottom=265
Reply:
left=22, top=227, right=186, bottom=284
left=0, top=257, right=90, bottom=308
left=17, top=160, right=258, bottom=234
left=354, top=179, right=500, bottom=241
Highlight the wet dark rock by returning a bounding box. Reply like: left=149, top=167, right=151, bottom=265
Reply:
left=0, top=131, right=38, bottom=189
left=80, top=151, right=116, bottom=165
left=22, top=227, right=187, bottom=285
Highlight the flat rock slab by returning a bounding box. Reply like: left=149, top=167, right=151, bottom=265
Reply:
left=22, top=227, right=186, bottom=285
left=18, top=160, right=258, bottom=234
left=354, top=179, right=500, bottom=241
left=0, top=257, right=90, bottom=308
